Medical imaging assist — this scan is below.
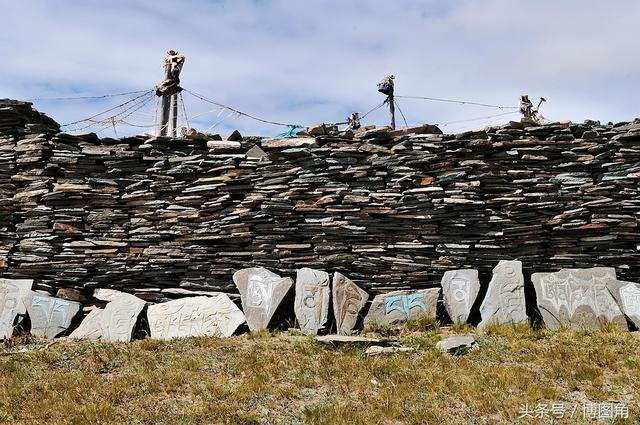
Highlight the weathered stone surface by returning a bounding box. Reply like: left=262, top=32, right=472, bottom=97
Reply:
left=0, top=279, right=33, bottom=339
left=441, top=269, right=480, bottom=324
left=233, top=267, right=293, bottom=331
left=332, top=272, right=369, bottom=335
left=436, top=335, right=478, bottom=355
left=365, top=345, right=416, bottom=356
left=148, top=295, right=245, bottom=339
left=294, top=268, right=330, bottom=335
left=608, top=280, right=640, bottom=328
left=478, top=260, right=528, bottom=329
left=363, top=288, right=440, bottom=326
left=70, top=308, right=103, bottom=340
left=315, top=335, right=381, bottom=345
left=101, top=292, right=146, bottom=342
left=26, top=292, right=81, bottom=338
left=532, top=267, right=627, bottom=330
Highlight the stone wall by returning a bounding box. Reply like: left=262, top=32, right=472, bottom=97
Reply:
left=0, top=99, right=639, bottom=302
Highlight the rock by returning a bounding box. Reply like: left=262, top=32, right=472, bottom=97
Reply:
left=315, top=335, right=382, bottom=345
left=226, top=130, right=243, bottom=141
left=245, top=144, right=268, bottom=160
left=0, top=279, right=33, bottom=339
left=100, top=292, right=146, bottom=342
left=365, top=345, right=416, bottom=356
left=233, top=267, right=293, bottom=331
left=147, top=295, right=245, bottom=339
left=363, top=288, right=440, bottom=326
left=532, top=267, right=627, bottom=330
left=436, top=335, right=478, bottom=355
left=478, top=260, right=528, bottom=329
left=26, top=292, right=81, bottom=338
left=261, top=137, right=318, bottom=150
left=332, top=272, right=369, bottom=335
left=608, top=280, right=640, bottom=328
left=294, top=268, right=330, bottom=335
left=441, top=269, right=480, bottom=324
left=56, top=288, right=89, bottom=302
left=70, top=309, right=103, bottom=340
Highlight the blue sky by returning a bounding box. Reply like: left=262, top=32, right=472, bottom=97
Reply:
left=1, top=0, right=639, bottom=137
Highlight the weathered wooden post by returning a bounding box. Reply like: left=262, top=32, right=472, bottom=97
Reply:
left=159, top=60, right=172, bottom=136
left=171, top=94, right=178, bottom=137
left=377, top=75, right=396, bottom=130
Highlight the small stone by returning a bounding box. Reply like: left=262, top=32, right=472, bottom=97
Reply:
left=436, top=335, right=478, bottom=355
left=441, top=269, right=480, bottom=324
left=365, top=345, right=416, bottom=356
left=363, top=288, right=440, bottom=326
left=294, top=268, right=330, bottom=335
left=315, top=335, right=382, bottom=345
left=233, top=267, right=293, bottom=331
left=0, top=279, right=33, bottom=339
left=332, top=272, right=369, bottom=335
left=26, top=292, right=81, bottom=338
left=148, top=295, right=245, bottom=339
left=478, top=260, right=528, bottom=329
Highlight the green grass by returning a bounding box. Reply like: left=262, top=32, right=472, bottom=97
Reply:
left=1, top=324, right=639, bottom=424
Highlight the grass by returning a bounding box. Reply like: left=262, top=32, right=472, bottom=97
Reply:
left=1, top=324, right=639, bottom=424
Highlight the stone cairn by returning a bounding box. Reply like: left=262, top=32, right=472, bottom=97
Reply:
left=0, top=99, right=639, bottom=341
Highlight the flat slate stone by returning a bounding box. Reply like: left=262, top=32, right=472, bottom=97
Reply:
left=26, top=292, right=81, bottom=338
left=233, top=267, right=293, bottom=331
left=363, top=288, right=440, bottom=326
left=0, top=279, right=33, bottom=339
left=608, top=280, right=640, bottom=328
left=532, top=267, right=627, bottom=330
left=101, top=292, right=146, bottom=342
left=441, top=269, right=480, bottom=324
left=70, top=308, right=103, bottom=340
left=294, top=268, right=330, bottom=335
left=332, top=272, right=369, bottom=335
left=436, top=335, right=478, bottom=355
left=315, top=335, right=381, bottom=345
left=147, top=295, right=245, bottom=339
left=478, top=260, right=528, bottom=329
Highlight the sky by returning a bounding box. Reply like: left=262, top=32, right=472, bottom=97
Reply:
left=1, top=0, right=639, bottom=137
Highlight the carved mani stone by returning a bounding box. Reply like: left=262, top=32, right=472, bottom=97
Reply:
left=27, top=292, right=81, bottom=338
left=332, top=272, right=369, bottom=335
left=147, top=295, right=245, bottom=339
left=363, top=288, right=440, bottom=327
left=608, top=280, right=640, bottom=329
left=478, top=260, right=528, bottom=329
left=532, top=267, right=627, bottom=331
left=233, top=267, right=293, bottom=331
left=441, top=269, right=480, bottom=324
left=294, top=268, right=330, bottom=335
left=0, top=279, right=33, bottom=339
left=70, top=308, right=103, bottom=340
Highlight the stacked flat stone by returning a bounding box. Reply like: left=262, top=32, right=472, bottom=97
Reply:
left=0, top=100, right=638, bottom=304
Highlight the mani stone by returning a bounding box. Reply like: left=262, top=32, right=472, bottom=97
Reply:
left=294, top=268, right=330, bottom=335
left=0, top=279, right=33, bottom=339
left=363, top=288, right=440, bottom=327
left=70, top=308, right=103, bottom=340
left=532, top=267, right=627, bottom=331
left=233, top=267, right=293, bottom=331
left=147, top=294, right=245, bottom=339
left=27, top=292, right=81, bottom=338
left=332, top=272, right=369, bottom=335
left=608, top=280, right=640, bottom=329
left=478, top=260, right=528, bottom=329
left=441, top=269, right=480, bottom=324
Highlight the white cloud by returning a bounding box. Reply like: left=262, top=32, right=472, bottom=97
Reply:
left=1, top=0, right=638, bottom=137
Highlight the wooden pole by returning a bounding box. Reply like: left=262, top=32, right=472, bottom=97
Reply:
left=159, top=61, right=171, bottom=136
left=171, top=94, right=178, bottom=137
left=388, top=93, right=396, bottom=130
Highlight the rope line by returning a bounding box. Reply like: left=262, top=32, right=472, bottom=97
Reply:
left=61, top=90, right=155, bottom=127
left=394, top=99, right=409, bottom=128
left=395, top=94, right=518, bottom=110
left=436, top=111, right=520, bottom=127
left=29, top=90, right=151, bottom=102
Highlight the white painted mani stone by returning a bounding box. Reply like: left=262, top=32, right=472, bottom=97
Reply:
left=70, top=308, right=104, bottom=340
left=478, top=260, right=528, bottom=329
left=0, top=279, right=33, bottom=339
left=294, top=268, right=330, bottom=335
left=233, top=267, right=293, bottom=331
left=332, top=272, right=369, bottom=335
left=27, top=292, right=81, bottom=338
left=363, top=288, right=440, bottom=327
left=441, top=269, right=480, bottom=324
left=147, top=295, right=245, bottom=340
left=100, top=292, right=146, bottom=342
left=532, top=267, right=627, bottom=331
left=607, top=279, right=640, bottom=329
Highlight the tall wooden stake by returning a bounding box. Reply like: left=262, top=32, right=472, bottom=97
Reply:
left=171, top=94, right=178, bottom=137
left=159, top=61, right=171, bottom=136
left=388, top=93, right=396, bottom=130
